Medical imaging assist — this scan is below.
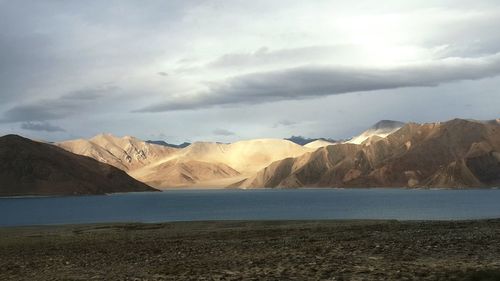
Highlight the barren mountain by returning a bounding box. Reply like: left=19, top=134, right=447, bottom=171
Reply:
left=130, top=139, right=311, bottom=188
left=0, top=135, right=156, bottom=196
left=238, top=119, right=500, bottom=188
left=162, top=138, right=311, bottom=173
left=57, top=134, right=177, bottom=171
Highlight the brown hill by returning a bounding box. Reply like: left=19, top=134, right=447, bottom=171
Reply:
left=0, top=135, right=157, bottom=196
left=238, top=119, right=500, bottom=188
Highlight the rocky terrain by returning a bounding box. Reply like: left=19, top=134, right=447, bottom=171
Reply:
left=0, top=135, right=156, bottom=196
left=238, top=119, right=500, bottom=188
left=1, top=220, right=500, bottom=280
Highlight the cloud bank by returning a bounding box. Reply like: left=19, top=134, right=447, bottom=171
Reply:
left=138, top=53, right=500, bottom=112
left=1, top=1, right=500, bottom=142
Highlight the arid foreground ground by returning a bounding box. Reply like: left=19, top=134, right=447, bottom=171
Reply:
left=1, top=220, right=500, bottom=281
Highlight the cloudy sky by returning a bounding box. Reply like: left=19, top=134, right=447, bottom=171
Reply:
left=1, top=0, right=499, bottom=143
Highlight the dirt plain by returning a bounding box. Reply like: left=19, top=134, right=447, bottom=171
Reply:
left=1, top=220, right=500, bottom=280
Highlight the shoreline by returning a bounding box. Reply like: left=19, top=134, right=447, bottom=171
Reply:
left=2, top=219, right=500, bottom=280
left=3, top=217, right=500, bottom=229
left=1, top=186, right=499, bottom=199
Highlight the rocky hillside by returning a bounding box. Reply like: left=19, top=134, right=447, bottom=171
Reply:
left=238, top=119, right=500, bottom=188
left=57, top=134, right=177, bottom=171
left=0, top=135, right=157, bottom=196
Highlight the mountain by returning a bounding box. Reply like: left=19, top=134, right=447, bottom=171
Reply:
left=129, top=139, right=311, bottom=188
left=286, top=136, right=337, bottom=146
left=0, top=135, right=156, bottom=196
left=146, top=140, right=191, bottom=148
left=238, top=119, right=500, bottom=188
left=57, top=134, right=177, bottom=171
left=347, top=120, right=405, bottom=145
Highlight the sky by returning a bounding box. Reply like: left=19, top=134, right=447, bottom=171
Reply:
left=0, top=0, right=499, bottom=143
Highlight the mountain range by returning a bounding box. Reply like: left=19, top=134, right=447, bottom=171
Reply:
left=237, top=119, right=500, bottom=188
left=1, top=118, right=499, bottom=195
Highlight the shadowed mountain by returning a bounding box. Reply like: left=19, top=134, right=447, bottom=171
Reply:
left=238, top=119, right=500, bottom=188
left=0, top=135, right=156, bottom=196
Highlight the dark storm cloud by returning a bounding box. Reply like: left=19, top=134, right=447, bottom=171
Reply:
left=20, top=121, right=65, bottom=132
left=138, top=53, right=500, bottom=112
left=212, top=128, right=236, bottom=136
left=0, top=85, right=116, bottom=123
left=2, top=104, right=71, bottom=122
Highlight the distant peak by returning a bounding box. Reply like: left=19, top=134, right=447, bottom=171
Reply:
left=285, top=136, right=336, bottom=146
left=146, top=140, right=191, bottom=148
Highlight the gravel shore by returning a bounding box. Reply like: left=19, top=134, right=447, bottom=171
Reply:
left=1, top=220, right=500, bottom=280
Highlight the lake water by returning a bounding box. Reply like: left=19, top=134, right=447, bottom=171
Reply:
left=1, top=188, right=500, bottom=227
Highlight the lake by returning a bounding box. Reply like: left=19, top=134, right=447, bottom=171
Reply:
left=1, top=188, right=500, bottom=226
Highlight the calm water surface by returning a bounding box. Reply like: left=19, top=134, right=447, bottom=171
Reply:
left=1, top=188, right=500, bottom=226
